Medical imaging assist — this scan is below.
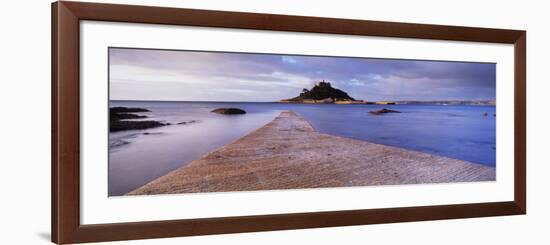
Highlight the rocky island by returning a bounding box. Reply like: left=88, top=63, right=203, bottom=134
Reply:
left=280, top=80, right=362, bottom=104
left=369, top=108, right=401, bottom=115
left=211, top=108, right=247, bottom=115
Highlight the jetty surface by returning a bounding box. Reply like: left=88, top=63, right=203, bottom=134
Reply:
left=129, top=111, right=495, bottom=195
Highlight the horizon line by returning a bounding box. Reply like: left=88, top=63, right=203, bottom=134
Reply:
left=109, top=99, right=496, bottom=103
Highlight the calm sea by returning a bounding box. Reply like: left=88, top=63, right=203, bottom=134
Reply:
left=109, top=100, right=496, bottom=196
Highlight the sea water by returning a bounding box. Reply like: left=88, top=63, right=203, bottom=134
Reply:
left=109, top=101, right=496, bottom=196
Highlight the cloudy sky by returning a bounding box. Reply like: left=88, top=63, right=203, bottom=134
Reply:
left=109, top=48, right=496, bottom=102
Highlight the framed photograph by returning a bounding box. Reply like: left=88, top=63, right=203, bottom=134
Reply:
left=52, top=1, right=526, bottom=244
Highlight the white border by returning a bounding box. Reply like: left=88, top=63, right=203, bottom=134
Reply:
left=80, top=21, right=514, bottom=225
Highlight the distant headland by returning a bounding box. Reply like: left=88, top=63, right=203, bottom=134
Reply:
left=280, top=80, right=495, bottom=105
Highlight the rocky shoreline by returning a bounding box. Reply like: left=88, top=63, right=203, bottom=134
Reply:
left=109, top=107, right=169, bottom=132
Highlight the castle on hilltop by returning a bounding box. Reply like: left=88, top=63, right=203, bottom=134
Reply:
left=315, top=80, right=331, bottom=87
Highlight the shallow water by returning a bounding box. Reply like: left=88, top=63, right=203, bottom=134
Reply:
left=109, top=101, right=496, bottom=196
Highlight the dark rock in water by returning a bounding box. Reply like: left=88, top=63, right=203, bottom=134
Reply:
left=110, top=107, right=150, bottom=113
left=177, top=120, right=198, bottom=125
left=110, top=113, right=147, bottom=121
left=369, top=108, right=401, bottom=115
left=143, top=132, right=163, bottom=135
left=110, top=120, right=168, bottom=132
left=483, top=112, right=488, bottom=116
left=110, top=139, right=130, bottom=148
left=211, top=108, right=247, bottom=115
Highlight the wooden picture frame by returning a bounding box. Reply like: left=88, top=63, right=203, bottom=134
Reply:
left=51, top=1, right=526, bottom=244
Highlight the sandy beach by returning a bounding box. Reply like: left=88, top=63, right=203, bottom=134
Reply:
left=128, top=111, right=495, bottom=195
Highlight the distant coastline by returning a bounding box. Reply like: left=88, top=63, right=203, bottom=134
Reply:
left=395, top=100, right=496, bottom=106
left=110, top=99, right=496, bottom=106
